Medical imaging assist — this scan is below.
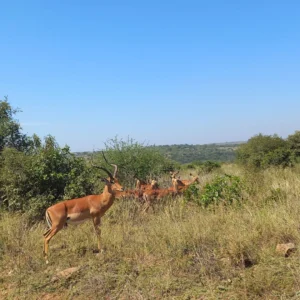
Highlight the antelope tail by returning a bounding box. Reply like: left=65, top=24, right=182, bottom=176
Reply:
left=45, top=210, right=52, bottom=229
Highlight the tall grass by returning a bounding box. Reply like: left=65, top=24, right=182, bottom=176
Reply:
left=1, top=165, right=300, bottom=299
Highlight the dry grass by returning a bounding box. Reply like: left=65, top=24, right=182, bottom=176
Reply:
left=1, top=165, right=300, bottom=299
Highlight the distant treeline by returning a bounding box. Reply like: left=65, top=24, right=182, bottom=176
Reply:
left=75, top=143, right=242, bottom=164
left=148, top=143, right=242, bottom=164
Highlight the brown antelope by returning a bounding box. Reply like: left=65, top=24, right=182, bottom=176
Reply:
left=43, top=155, right=123, bottom=264
left=170, top=171, right=180, bottom=190
left=135, top=178, right=158, bottom=191
left=114, top=178, right=149, bottom=201
left=178, top=173, right=200, bottom=186
left=115, top=189, right=142, bottom=200
left=178, top=174, right=200, bottom=192
left=142, top=179, right=177, bottom=212
left=170, top=171, right=200, bottom=192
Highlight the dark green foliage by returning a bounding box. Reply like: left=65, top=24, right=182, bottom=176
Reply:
left=261, top=148, right=294, bottom=168
left=200, top=174, right=244, bottom=207
left=236, top=134, right=293, bottom=169
left=183, top=174, right=244, bottom=207
left=149, top=143, right=240, bottom=164
left=0, top=96, right=32, bottom=152
left=77, top=143, right=240, bottom=164
left=183, top=160, right=221, bottom=173
left=0, top=147, right=32, bottom=211
left=200, top=161, right=221, bottom=173
left=183, top=183, right=200, bottom=203
left=287, top=131, right=300, bottom=158
left=0, top=135, right=95, bottom=219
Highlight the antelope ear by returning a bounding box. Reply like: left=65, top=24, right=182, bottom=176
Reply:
left=101, top=178, right=109, bottom=184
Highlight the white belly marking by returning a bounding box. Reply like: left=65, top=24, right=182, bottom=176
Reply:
left=66, top=212, right=89, bottom=225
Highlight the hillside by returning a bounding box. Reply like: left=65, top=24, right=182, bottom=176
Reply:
left=75, top=142, right=243, bottom=164
left=150, top=142, right=242, bottom=164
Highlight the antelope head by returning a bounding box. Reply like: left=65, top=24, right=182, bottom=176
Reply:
left=91, top=151, right=123, bottom=192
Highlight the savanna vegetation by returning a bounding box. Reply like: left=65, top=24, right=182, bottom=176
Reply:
left=76, top=143, right=240, bottom=164
left=148, top=143, right=240, bottom=164
left=1, top=97, right=300, bottom=299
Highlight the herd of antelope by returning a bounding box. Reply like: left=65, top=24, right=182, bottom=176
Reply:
left=43, top=153, right=200, bottom=264
left=116, top=171, right=200, bottom=212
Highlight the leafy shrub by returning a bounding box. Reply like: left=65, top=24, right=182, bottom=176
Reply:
left=200, top=174, right=244, bottom=207
left=0, top=97, right=32, bottom=152
left=199, top=161, right=221, bottom=173
left=183, top=160, right=221, bottom=173
left=183, top=183, right=200, bottom=203
left=236, top=134, right=293, bottom=169
left=0, top=147, right=32, bottom=211
left=261, top=148, right=294, bottom=168
left=183, top=163, right=197, bottom=169
left=0, top=136, right=95, bottom=219
left=287, top=130, right=300, bottom=157
left=96, top=136, right=176, bottom=186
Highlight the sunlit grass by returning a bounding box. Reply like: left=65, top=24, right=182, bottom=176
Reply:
left=1, top=165, right=300, bottom=299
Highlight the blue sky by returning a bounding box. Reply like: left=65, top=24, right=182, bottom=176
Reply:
left=1, top=1, right=299, bottom=152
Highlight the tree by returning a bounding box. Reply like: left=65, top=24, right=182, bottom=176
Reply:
left=236, top=133, right=292, bottom=168
left=287, top=131, right=300, bottom=157
left=0, top=96, right=31, bottom=152
left=0, top=135, right=96, bottom=219
left=94, top=136, right=176, bottom=187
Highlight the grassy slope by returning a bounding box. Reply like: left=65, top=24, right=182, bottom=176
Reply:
left=1, top=165, right=300, bottom=299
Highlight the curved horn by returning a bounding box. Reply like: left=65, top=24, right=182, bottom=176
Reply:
left=90, top=151, right=114, bottom=180
left=92, top=165, right=114, bottom=181
left=102, top=151, right=118, bottom=178
left=111, top=164, right=118, bottom=178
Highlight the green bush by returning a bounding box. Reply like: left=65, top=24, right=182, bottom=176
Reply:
left=261, top=148, right=294, bottom=168
left=0, top=136, right=95, bottom=219
left=95, top=136, right=176, bottom=186
left=200, top=174, right=244, bottom=207
left=0, top=147, right=32, bottom=211
left=182, top=160, right=221, bottom=173
left=200, top=161, right=221, bottom=173
left=236, top=134, right=293, bottom=169
left=183, top=183, right=200, bottom=203
left=0, top=96, right=32, bottom=152
left=287, top=131, right=300, bottom=158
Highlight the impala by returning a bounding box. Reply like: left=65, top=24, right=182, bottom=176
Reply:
left=114, top=178, right=149, bottom=201
left=170, top=171, right=180, bottom=190
left=135, top=177, right=159, bottom=191
left=142, top=179, right=177, bottom=212
left=170, top=171, right=200, bottom=192
left=43, top=154, right=123, bottom=264
left=177, top=174, right=200, bottom=193
left=115, top=188, right=142, bottom=200
left=135, top=178, right=148, bottom=190
left=178, top=173, right=200, bottom=186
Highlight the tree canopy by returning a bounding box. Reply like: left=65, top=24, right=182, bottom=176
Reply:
left=0, top=96, right=31, bottom=152
left=236, top=133, right=295, bottom=169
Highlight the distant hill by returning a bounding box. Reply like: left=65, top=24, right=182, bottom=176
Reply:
left=74, top=142, right=244, bottom=164
left=149, top=142, right=243, bottom=164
